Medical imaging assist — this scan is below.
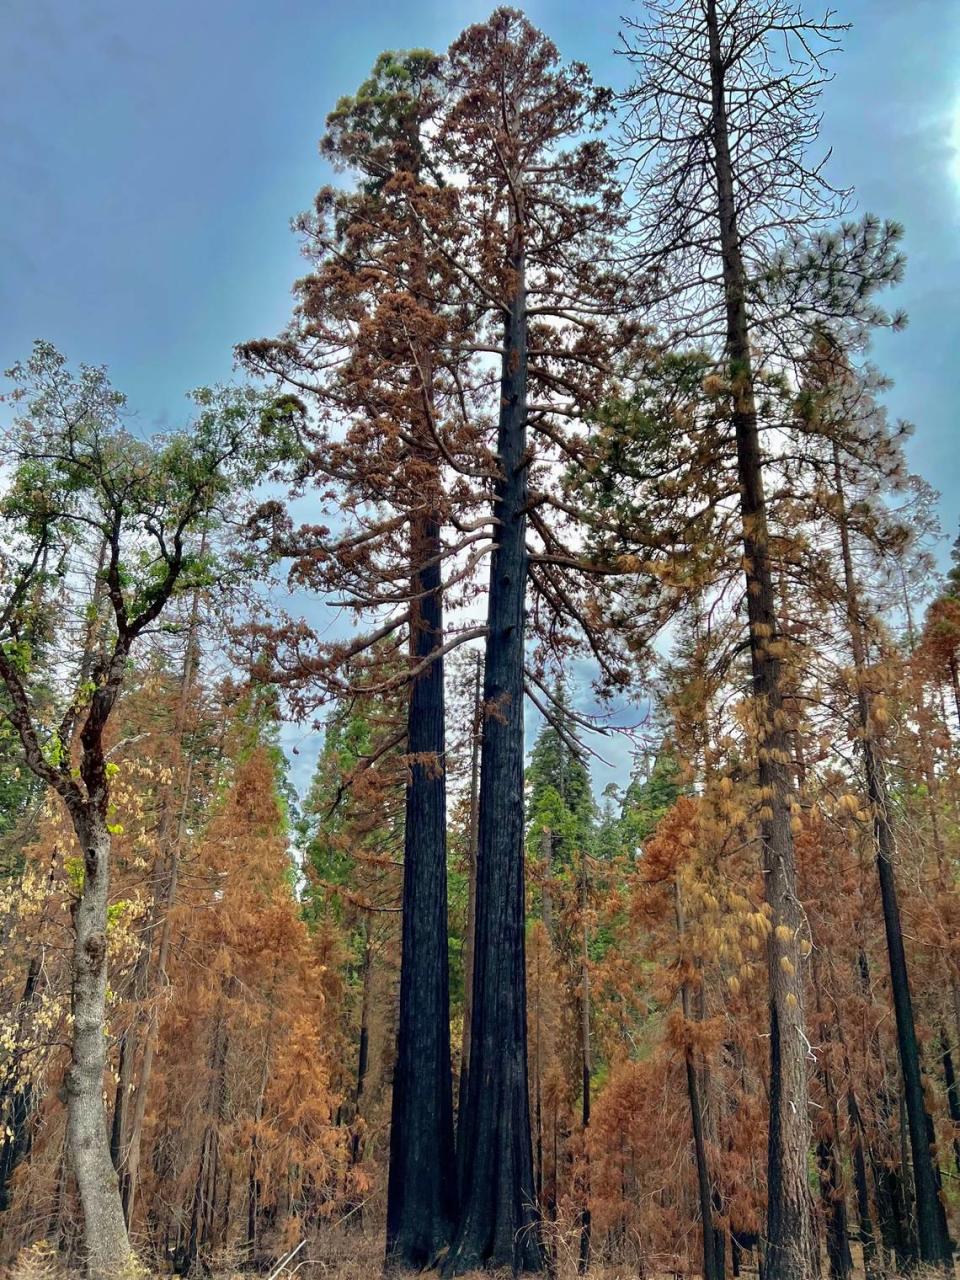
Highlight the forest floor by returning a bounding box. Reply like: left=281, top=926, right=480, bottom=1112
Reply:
left=3, top=1230, right=888, bottom=1280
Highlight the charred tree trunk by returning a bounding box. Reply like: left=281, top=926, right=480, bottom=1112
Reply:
left=578, top=852, right=592, bottom=1277
left=458, top=651, right=482, bottom=1124
left=816, top=1131, right=852, bottom=1280
left=352, top=915, right=373, bottom=1170
left=940, top=1028, right=960, bottom=1174
left=811, top=960, right=852, bottom=1280
left=846, top=1086, right=880, bottom=1280
left=705, top=6, right=817, bottom=1275
left=387, top=499, right=457, bottom=1268
left=0, top=955, right=40, bottom=1212
left=532, top=926, right=545, bottom=1209
left=444, top=227, right=542, bottom=1276
left=831, top=442, right=953, bottom=1267
left=676, top=880, right=720, bottom=1280
left=949, top=654, right=960, bottom=733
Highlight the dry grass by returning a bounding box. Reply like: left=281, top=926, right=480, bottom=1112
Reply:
left=8, top=1233, right=942, bottom=1280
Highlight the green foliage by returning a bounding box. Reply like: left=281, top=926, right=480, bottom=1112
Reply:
left=619, top=751, right=683, bottom=852
left=525, top=684, right=596, bottom=874
left=1, top=344, right=297, bottom=647
left=322, top=47, right=444, bottom=189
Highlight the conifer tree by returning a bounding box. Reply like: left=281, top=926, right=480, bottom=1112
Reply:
left=617, top=7, right=905, bottom=1274
left=434, top=11, right=636, bottom=1270
left=240, top=52, right=473, bottom=1266
left=795, top=344, right=954, bottom=1266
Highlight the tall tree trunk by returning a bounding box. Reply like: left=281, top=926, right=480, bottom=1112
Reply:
left=830, top=441, right=953, bottom=1267
left=444, top=225, right=542, bottom=1276
left=539, top=825, right=555, bottom=943
left=578, top=851, right=592, bottom=1277
left=67, top=814, right=135, bottom=1280
left=458, top=652, right=482, bottom=1121
left=705, top=6, right=817, bottom=1275
left=181, top=1012, right=228, bottom=1275
left=828, top=994, right=881, bottom=1280
left=846, top=1087, right=881, bottom=1280
left=532, top=925, right=545, bottom=1208
left=120, top=783, right=184, bottom=1226
left=387, top=497, right=457, bottom=1267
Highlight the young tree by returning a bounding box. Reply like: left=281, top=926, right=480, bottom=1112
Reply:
left=0, top=343, right=284, bottom=1279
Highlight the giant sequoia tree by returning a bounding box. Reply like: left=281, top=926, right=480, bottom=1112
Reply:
left=239, top=52, right=481, bottom=1268
left=433, top=12, right=636, bottom=1272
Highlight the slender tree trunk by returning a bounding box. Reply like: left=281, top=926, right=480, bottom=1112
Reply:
left=458, top=652, right=482, bottom=1122
left=540, top=825, right=555, bottom=943
left=811, top=960, right=852, bottom=1280
left=532, top=926, right=544, bottom=1208
left=120, top=800, right=182, bottom=1226
left=444, top=223, right=542, bottom=1276
left=846, top=1087, right=881, bottom=1280
left=578, top=851, right=592, bottom=1277
left=940, top=1028, right=960, bottom=1175
left=705, top=7, right=817, bottom=1275
left=352, top=916, right=373, bottom=1169
left=0, top=955, right=40, bottom=1211
left=67, top=814, right=135, bottom=1280
left=387, top=492, right=457, bottom=1265
left=830, top=442, right=953, bottom=1267
left=676, top=879, right=720, bottom=1280
left=949, top=654, right=960, bottom=732
left=181, top=1013, right=228, bottom=1275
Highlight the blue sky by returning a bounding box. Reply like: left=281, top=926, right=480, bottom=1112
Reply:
left=3, top=0, right=958, bottom=794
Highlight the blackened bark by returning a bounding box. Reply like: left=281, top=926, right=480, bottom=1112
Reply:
left=0, top=955, right=40, bottom=1211
left=705, top=6, right=817, bottom=1276
left=940, top=1029, right=960, bottom=1174
left=846, top=1088, right=880, bottom=1280
left=676, top=881, right=720, bottom=1280
left=817, top=1132, right=852, bottom=1280
left=444, top=235, right=543, bottom=1276
left=387, top=507, right=458, bottom=1269
left=949, top=654, right=960, bottom=733
left=352, top=916, right=373, bottom=1169
left=831, top=442, right=953, bottom=1268
left=812, top=961, right=852, bottom=1280
left=577, top=853, right=592, bottom=1277
left=458, top=652, right=482, bottom=1128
